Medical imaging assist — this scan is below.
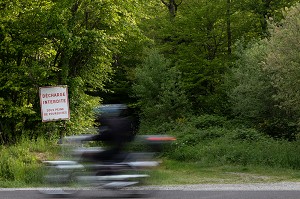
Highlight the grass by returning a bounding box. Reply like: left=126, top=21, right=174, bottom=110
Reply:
left=2, top=114, right=300, bottom=188
left=0, top=137, right=59, bottom=188
left=2, top=158, right=300, bottom=188
left=1, top=134, right=300, bottom=188
left=1, top=153, right=300, bottom=188
left=147, top=159, right=300, bottom=185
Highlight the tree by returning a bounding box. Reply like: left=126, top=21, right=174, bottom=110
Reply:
left=226, top=41, right=275, bottom=122
left=151, top=0, right=232, bottom=114
left=227, top=3, right=300, bottom=139
left=262, top=3, right=300, bottom=129
left=160, top=0, right=183, bottom=18
left=139, top=0, right=299, bottom=116
left=0, top=0, right=144, bottom=143
left=226, top=0, right=232, bottom=55
left=236, top=0, right=299, bottom=36
left=0, top=0, right=56, bottom=142
left=132, top=49, right=189, bottom=131
left=93, top=1, right=157, bottom=105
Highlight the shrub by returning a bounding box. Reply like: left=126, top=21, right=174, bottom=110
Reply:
left=0, top=137, right=56, bottom=186
left=133, top=49, right=190, bottom=131
left=226, top=3, right=300, bottom=140
left=163, top=114, right=300, bottom=169
left=191, top=114, right=227, bottom=129
left=0, top=150, right=26, bottom=181
left=228, top=128, right=267, bottom=142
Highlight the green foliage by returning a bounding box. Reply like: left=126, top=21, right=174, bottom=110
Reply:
left=235, top=0, right=299, bottom=36
left=226, top=3, right=300, bottom=139
left=138, top=0, right=298, bottom=116
left=191, top=114, right=227, bottom=129
left=262, top=4, right=300, bottom=115
left=162, top=114, right=300, bottom=169
left=0, top=0, right=146, bottom=143
left=157, top=0, right=231, bottom=114
left=132, top=49, right=190, bottom=132
left=0, top=137, right=56, bottom=185
left=226, top=40, right=273, bottom=121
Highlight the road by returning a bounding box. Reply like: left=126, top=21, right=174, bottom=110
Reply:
left=1, top=183, right=300, bottom=199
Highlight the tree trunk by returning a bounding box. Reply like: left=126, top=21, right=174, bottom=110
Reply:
left=226, top=0, right=232, bottom=55
left=161, top=0, right=182, bottom=18
left=261, top=0, right=272, bottom=36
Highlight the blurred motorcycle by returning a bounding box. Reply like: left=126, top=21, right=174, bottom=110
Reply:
left=39, top=133, right=175, bottom=198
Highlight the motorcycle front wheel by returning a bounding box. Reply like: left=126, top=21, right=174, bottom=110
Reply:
left=39, top=166, right=80, bottom=197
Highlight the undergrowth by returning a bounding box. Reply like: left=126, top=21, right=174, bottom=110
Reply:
left=1, top=114, right=300, bottom=187
left=152, top=115, right=300, bottom=170
left=0, top=137, right=59, bottom=187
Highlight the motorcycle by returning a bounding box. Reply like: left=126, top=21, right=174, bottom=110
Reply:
left=39, top=133, right=175, bottom=198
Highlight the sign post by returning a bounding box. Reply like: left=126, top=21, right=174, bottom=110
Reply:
left=39, top=85, right=70, bottom=122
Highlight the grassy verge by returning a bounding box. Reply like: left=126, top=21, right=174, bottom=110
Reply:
left=0, top=137, right=59, bottom=188
left=2, top=157, right=300, bottom=188
left=1, top=146, right=300, bottom=188
left=2, top=124, right=300, bottom=187
left=147, top=159, right=300, bottom=185
left=139, top=114, right=300, bottom=186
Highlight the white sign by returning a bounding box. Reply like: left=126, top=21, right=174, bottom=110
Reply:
left=39, top=85, right=70, bottom=122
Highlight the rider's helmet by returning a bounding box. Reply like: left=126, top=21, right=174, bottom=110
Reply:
left=94, top=104, right=129, bottom=121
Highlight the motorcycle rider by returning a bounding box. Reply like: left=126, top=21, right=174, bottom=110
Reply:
left=83, top=104, right=137, bottom=163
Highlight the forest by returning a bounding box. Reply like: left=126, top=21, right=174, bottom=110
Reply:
left=0, top=0, right=300, bottom=157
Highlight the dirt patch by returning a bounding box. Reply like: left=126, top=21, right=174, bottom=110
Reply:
left=225, top=172, right=272, bottom=182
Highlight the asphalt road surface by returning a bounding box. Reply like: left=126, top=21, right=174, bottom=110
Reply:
left=2, top=183, right=300, bottom=199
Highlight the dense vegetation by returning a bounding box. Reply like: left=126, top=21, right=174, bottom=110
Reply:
left=1, top=0, right=300, bottom=184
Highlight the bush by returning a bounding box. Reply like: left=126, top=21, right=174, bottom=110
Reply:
left=163, top=115, right=300, bottom=169
left=228, top=128, right=267, bottom=142
left=226, top=3, right=300, bottom=140
left=191, top=114, right=227, bottom=129
left=133, top=49, right=190, bottom=131
left=0, top=137, right=56, bottom=186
